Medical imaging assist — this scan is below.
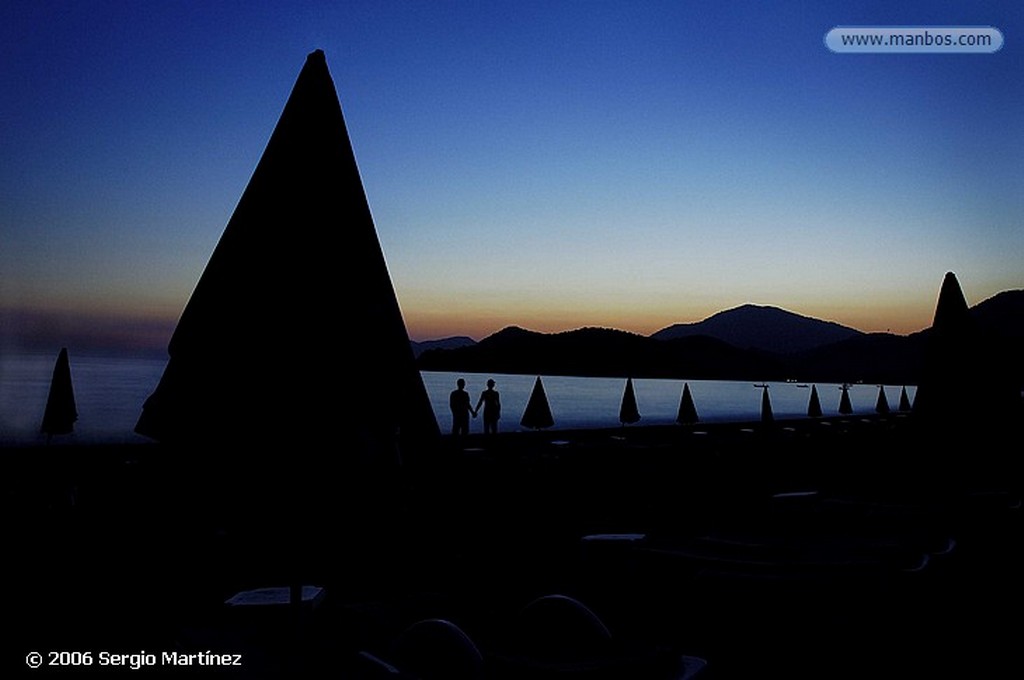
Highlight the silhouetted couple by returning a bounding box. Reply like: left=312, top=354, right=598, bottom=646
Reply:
left=449, top=378, right=501, bottom=435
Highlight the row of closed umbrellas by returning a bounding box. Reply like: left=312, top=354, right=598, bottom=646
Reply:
left=519, top=376, right=914, bottom=430
left=39, top=345, right=914, bottom=439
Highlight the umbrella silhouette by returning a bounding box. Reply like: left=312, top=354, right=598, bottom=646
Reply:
left=520, top=376, right=554, bottom=430
left=911, top=272, right=976, bottom=420
left=909, top=270, right=1018, bottom=425
left=838, top=384, right=854, bottom=415
left=134, top=49, right=439, bottom=454
left=898, top=386, right=912, bottom=412
left=618, top=378, right=641, bottom=425
left=807, top=384, right=823, bottom=418
left=676, top=382, right=699, bottom=425
left=41, top=347, right=78, bottom=440
left=130, top=50, right=441, bottom=618
left=759, top=384, right=773, bottom=423
left=875, top=385, right=890, bottom=414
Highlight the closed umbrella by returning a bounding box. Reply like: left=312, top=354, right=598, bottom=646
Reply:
left=520, top=376, right=555, bottom=430
left=41, top=347, right=78, bottom=441
left=131, top=50, right=441, bottom=618
left=838, top=384, right=853, bottom=415
left=618, top=378, right=640, bottom=425
left=759, top=384, right=773, bottom=423
left=676, top=382, right=699, bottom=425
left=875, top=385, right=890, bottom=414
left=898, top=386, right=912, bottom=412
left=807, top=384, right=823, bottom=418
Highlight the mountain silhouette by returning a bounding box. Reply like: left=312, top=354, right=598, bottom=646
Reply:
left=417, top=325, right=787, bottom=380
left=417, top=290, right=1023, bottom=386
left=651, top=304, right=862, bottom=354
left=419, top=326, right=660, bottom=378
left=968, top=289, right=1024, bottom=342
left=792, top=332, right=925, bottom=385
left=410, top=336, right=476, bottom=358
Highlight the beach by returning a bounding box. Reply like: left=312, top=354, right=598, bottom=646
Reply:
left=7, top=410, right=1020, bottom=678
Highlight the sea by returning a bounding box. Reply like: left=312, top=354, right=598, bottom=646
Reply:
left=0, top=352, right=915, bottom=446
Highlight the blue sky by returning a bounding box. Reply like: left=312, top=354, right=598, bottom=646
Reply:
left=2, top=1, right=1021, bottom=352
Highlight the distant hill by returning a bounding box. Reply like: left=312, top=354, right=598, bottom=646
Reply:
left=967, top=289, right=1024, bottom=389
left=415, top=291, right=1024, bottom=386
left=417, top=325, right=788, bottom=380
left=969, top=289, right=1024, bottom=342
left=792, top=289, right=1024, bottom=385
left=410, top=335, right=476, bottom=358
left=418, top=326, right=649, bottom=378
left=651, top=304, right=863, bottom=355
left=789, top=332, right=926, bottom=385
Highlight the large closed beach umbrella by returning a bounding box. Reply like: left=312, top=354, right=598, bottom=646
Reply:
left=619, top=378, right=641, bottom=425
left=521, top=376, right=555, bottom=430
left=131, top=49, right=441, bottom=614
left=134, top=49, right=438, bottom=457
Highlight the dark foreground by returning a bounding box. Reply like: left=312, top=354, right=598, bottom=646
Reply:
left=6, top=414, right=1022, bottom=678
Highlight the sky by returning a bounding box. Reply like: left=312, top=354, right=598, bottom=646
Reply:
left=2, top=1, right=1022, bottom=354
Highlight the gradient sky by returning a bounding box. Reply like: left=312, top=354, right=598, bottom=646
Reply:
left=2, top=1, right=1022, bottom=353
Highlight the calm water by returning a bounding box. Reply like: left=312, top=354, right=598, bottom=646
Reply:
left=0, top=353, right=167, bottom=446
left=0, top=352, right=916, bottom=446
left=423, top=372, right=914, bottom=434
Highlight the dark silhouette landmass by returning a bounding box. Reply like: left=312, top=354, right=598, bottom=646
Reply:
left=913, top=272, right=1021, bottom=426
left=419, top=325, right=787, bottom=381
left=792, top=331, right=925, bottom=385
left=418, top=290, right=1023, bottom=387
left=969, top=288, right=1024, bottom=342
left=651, top=303, right=862, bottom=353
left=410, top=335, right=477, bottom=358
